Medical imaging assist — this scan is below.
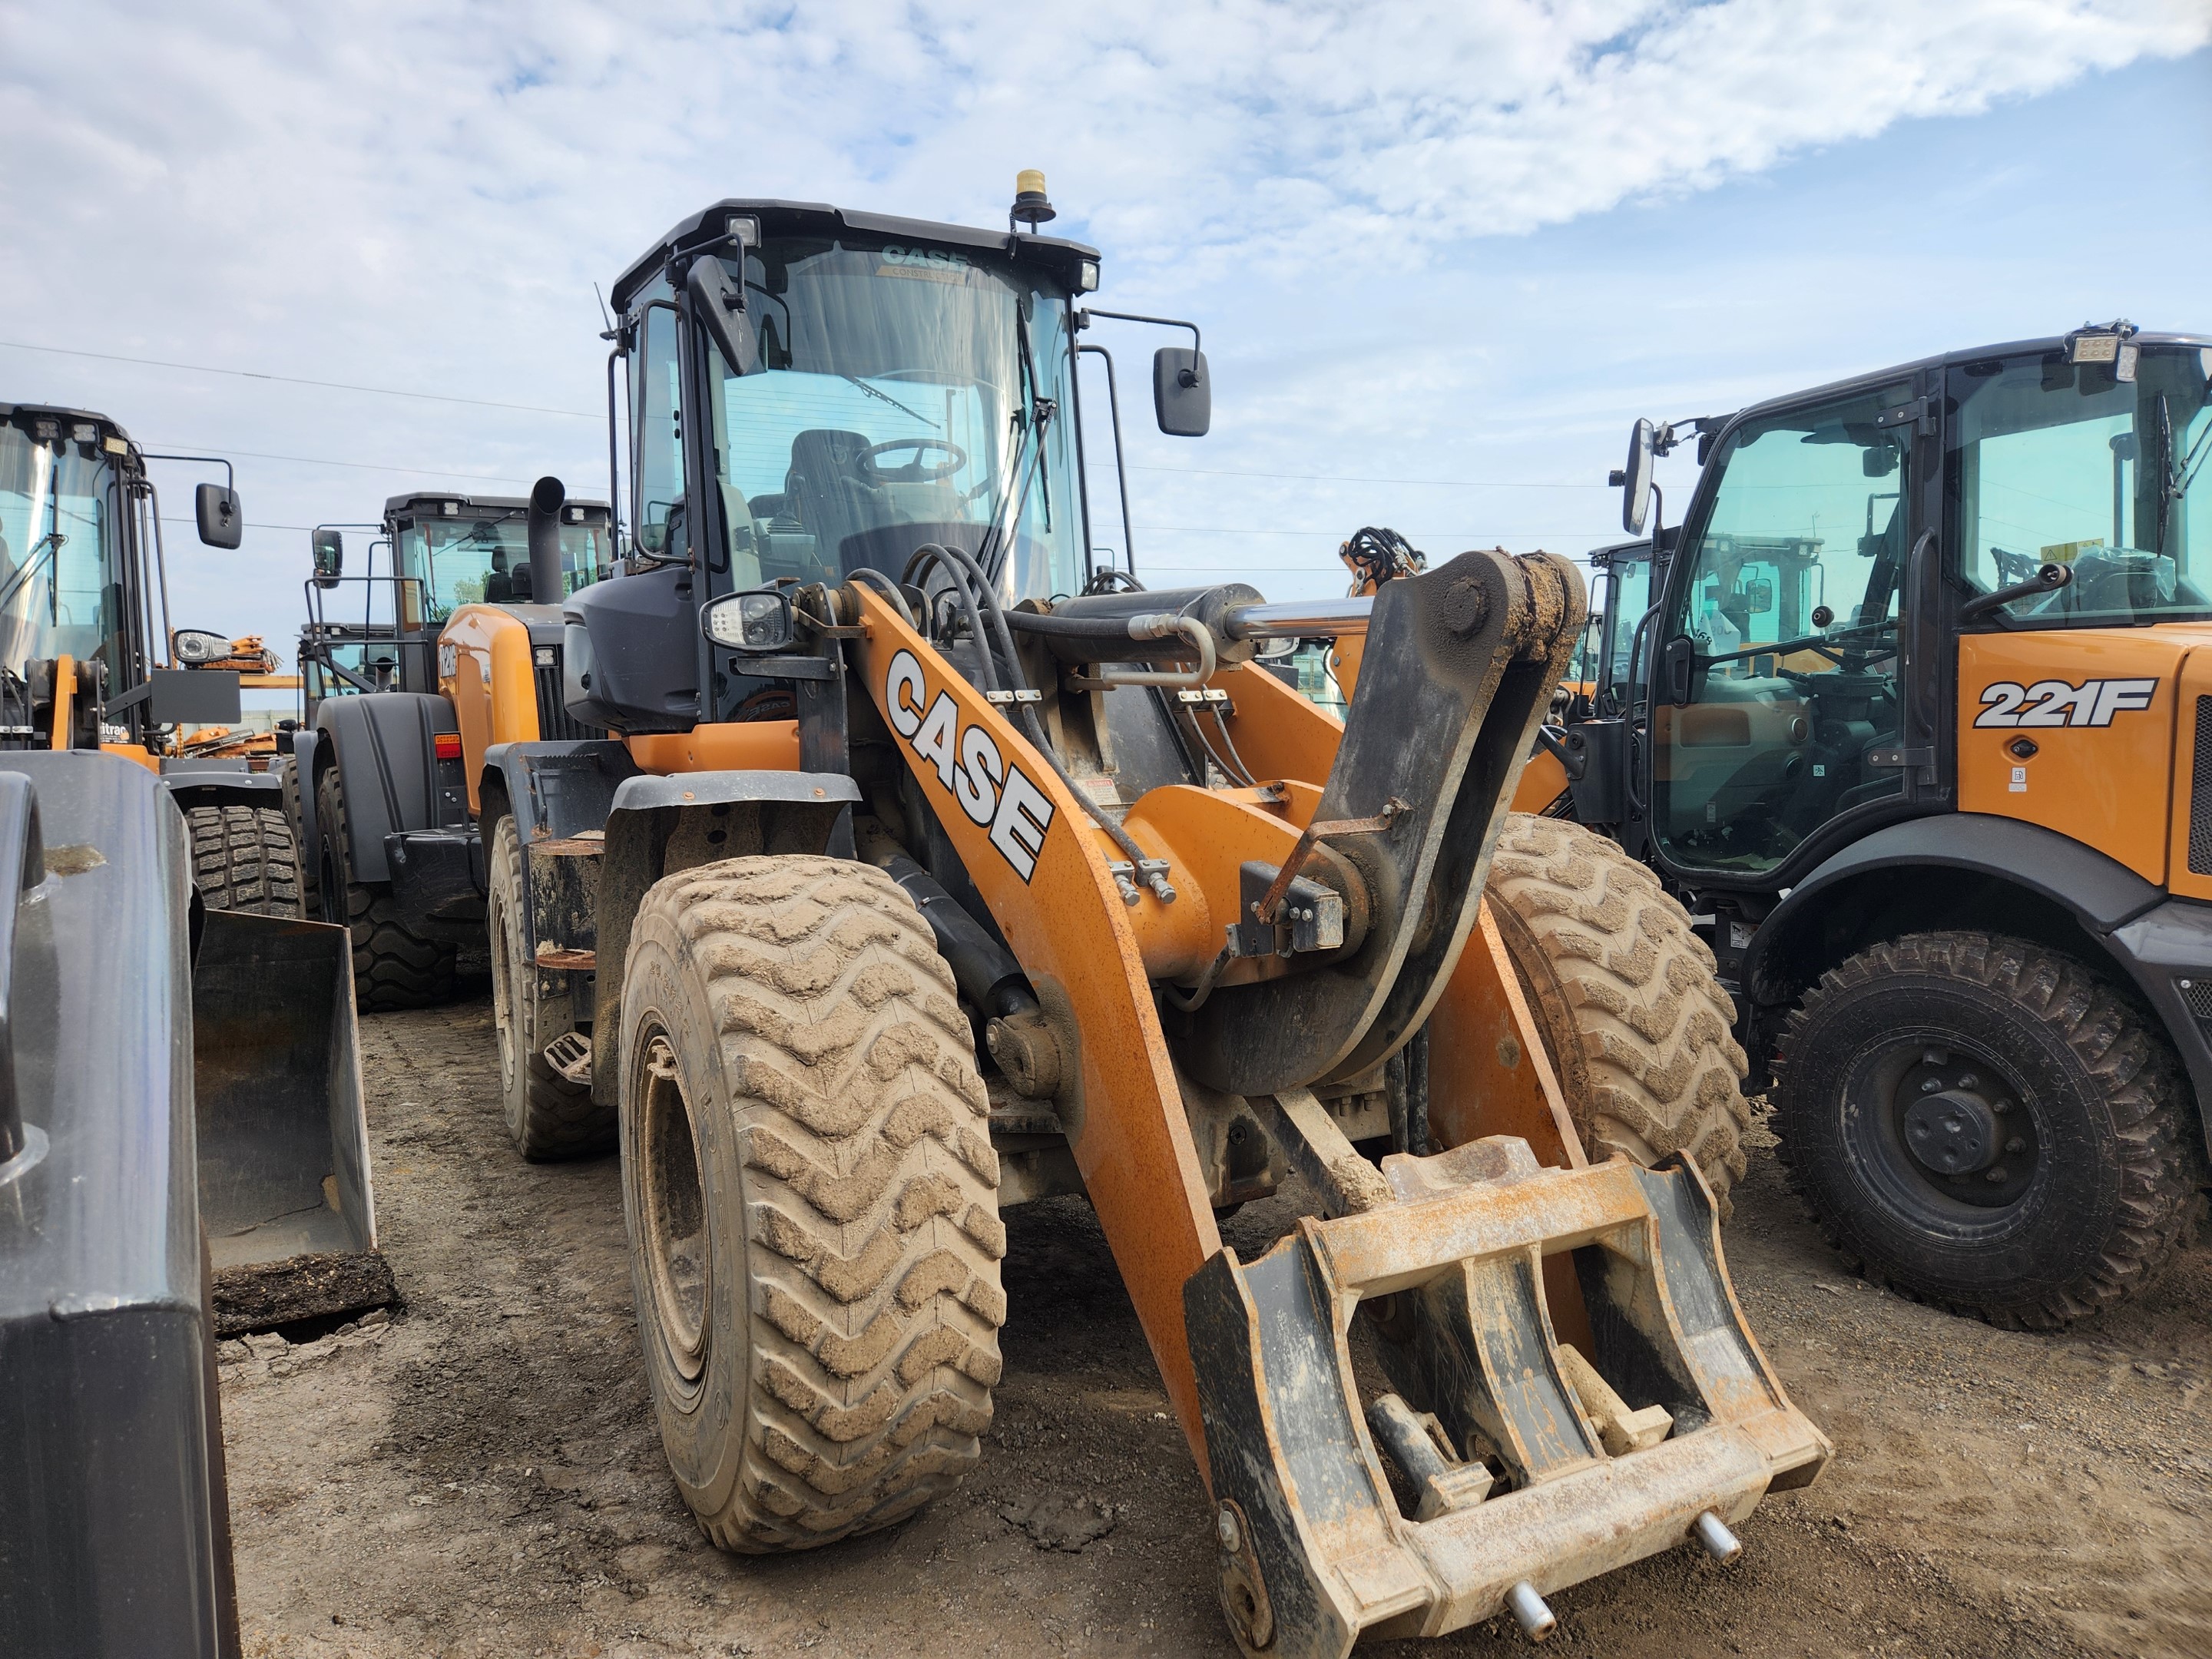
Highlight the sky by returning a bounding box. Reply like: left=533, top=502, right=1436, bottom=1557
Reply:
left=2, top=0, right=2207, bottom=702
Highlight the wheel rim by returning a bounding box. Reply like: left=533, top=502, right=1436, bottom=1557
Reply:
left=637, top=1027, right=710, bottom=1385
left=1839, top=1031, right=2044, bottom=1234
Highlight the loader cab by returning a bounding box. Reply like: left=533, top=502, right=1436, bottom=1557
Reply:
left=582, top=199, right=1116, bottom=732
left=299, top=492, right=611, bottom=719
left=1634, top=331, right=2212, bottom=904
left=0, top=403, right=249, bottom=751
left=0, top=406, right=139, bottom=687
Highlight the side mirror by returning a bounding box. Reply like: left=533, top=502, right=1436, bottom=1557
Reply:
left=686, top=255, right=760, bottom=377
left=1153, top=347, right=1210, bottom=437
left=311, top=528, right=343, bottom=588
left=701, top=587, right=795, bottom=653
left=1614, top=419, right=1656, bottom=536
left=196, top=482, right=243, bottom=549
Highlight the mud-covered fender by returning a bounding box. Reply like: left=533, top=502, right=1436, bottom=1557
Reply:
left=587, top=770, right=859, bottom=1107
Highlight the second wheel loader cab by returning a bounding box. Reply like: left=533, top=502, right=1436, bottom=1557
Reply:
left=1558, top=326, right=2212, bottom=1330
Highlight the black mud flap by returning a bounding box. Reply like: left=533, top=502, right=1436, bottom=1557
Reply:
left=1184, top=1142, right=1829, bottom=1658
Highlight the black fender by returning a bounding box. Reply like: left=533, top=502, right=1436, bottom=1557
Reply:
left=479, top=738, right=639, bottom=844
left=311, top=694, right=457, bottom=884
left=475, top=740, right=641, bottom=975
left=157, top=759, right=285, bottom=817
left=1747, top=812, right=2212, bottom=1147
left=588, top=769, right=859, bottom=1106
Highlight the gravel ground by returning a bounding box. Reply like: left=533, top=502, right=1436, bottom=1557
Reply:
left=220, top=998, right=2210, bottom=1658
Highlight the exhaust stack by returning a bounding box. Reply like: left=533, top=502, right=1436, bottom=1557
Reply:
left=527, top=475, right=565, bottom=605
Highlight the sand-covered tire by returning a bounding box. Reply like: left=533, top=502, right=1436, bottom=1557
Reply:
left=1775, top=932, right=2200, bottom=1329
left=622, top=855, right=1004, bottom=1551
left=314, top=764, right=456, bottom=1012
left=488, top=813, right=611, bottom=1159
left=1485, top=813, right=1752, bottom=1216
left=187, top=803, right=304, bottom=916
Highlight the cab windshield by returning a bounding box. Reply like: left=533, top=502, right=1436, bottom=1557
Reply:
left=0, top=422, right=119, bottom=675
left=396, top=513, right=608, bottom=621
left=1953, top=343, right=2212, bottom=625
left=696, top=237, right=1083, bottom=602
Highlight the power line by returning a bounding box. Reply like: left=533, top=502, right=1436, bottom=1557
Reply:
left=148, top=442, right=537, bottom=486
left=1128, top=463, right=1603, bottom=490
left=160, top=516, right=314, bottom=532
left=1135, top=525, right=1591, bottom=537
left=0, top=339, right=598, bottom=419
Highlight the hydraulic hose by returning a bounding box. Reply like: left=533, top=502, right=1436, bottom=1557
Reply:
left=910, top=540, right=1164, bottom=891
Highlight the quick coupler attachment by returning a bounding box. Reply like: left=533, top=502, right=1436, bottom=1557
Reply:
left=1184, top=1139, right=1829, bottom=1657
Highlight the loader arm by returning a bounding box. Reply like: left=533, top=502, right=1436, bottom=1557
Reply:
left=848, top=587, right=1227, bottom=1464
left=846, top=546, right=1828, bottom=1657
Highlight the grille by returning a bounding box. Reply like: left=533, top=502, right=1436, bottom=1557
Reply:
left=2192, top=697, right=2212, bottom=876
left=535, top=651, right=604, bottom=741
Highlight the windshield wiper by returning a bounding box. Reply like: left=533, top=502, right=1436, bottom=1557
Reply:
left=0, top=530, right=63, bottom=617
left=842, top=376, right=939, bottom=430
left=979, top=300, right=1056, bottom=581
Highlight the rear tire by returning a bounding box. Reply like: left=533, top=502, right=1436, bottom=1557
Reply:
left=1485, top=813, right=1752, bottom=1216
left=1775, top=931, right=2200, bottom=1328
left=314, top=764, right=456, bottom=1012
left=187, top=803, right=304, bottom=917
left=488, top=813, right=611, bottom=1159
left=622, top=855, right=1003, bottom=1551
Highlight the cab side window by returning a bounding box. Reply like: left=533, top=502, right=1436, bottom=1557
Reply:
left=1656, top=386, right=1916, bottom=873
left=632, top=301, right=688, bottom=564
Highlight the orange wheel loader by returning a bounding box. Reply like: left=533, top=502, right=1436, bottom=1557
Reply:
left=312, top=178, right=1827, bottom=1654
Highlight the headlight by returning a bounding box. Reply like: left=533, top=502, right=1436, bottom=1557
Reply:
left=702, top=588, right=795, bottom=653
left=173, top=628, right=230, bottom=664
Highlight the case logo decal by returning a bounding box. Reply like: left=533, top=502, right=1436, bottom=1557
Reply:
left=1974, top=677, right=2157, bottom=728
left=884, top=649, right=1056, bottom=880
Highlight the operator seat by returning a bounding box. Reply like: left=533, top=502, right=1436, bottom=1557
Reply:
left=785, top=429, right=879, bottom=577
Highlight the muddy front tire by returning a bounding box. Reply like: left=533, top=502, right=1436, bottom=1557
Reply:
left=488, top=814, right=610, bottom=1159
left=314, top=764, right=456, bottom=1012
left=1485, top=813, right=1753, bottom=1216
left=622, top=855, right=1005, bottom=1551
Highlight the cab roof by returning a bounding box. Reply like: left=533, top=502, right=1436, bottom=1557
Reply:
left=383, top=492, right=611, bottom=520
left=610, top=197, right=1100, bottom=314
left=1717, top=329, right=2212, bottom=434
left=1, top=403, right=132, bottom=446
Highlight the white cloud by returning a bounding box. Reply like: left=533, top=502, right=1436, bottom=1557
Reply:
left=0, top=0, right=2204, bottom=647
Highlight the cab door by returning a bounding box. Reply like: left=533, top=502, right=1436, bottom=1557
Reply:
left=1646, top=372, right=1939, bottom=892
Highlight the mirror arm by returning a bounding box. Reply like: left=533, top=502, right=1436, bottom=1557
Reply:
left=1080, top=309, right=1200, bottom=360
left=1077, top=344, right=1137, bottom=582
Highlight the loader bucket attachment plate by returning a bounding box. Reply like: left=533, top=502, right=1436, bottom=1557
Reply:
left=1184, top=1144, right=1829, bottom=1657
left=193, top=908, right=392, bottom=1333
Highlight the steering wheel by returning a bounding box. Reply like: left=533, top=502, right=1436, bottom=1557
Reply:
left=859, top=437, right=965, bottom=484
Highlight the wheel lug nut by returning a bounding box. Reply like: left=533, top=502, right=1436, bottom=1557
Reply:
left=1919, top=1078, right=1942, bottom=1094
left=1957, top=1073, right=1979, bottom=1089
left=2005, top=1137, right=2025, bottom=1154
left=1991, top=1100, right=2010, bottom=1114
left=1985, top=1167, right=2008, bottom=1183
